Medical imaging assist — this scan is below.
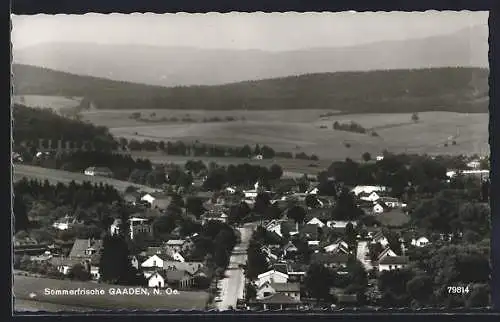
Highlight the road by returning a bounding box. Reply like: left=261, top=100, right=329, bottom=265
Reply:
left=356, top=241, right=373, bottom=271
left=13, top=164, right=157, bottom=193
left=216, top=222, right=256, bottom=311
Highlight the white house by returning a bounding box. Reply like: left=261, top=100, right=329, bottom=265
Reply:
left=148, top=271, right=167, bottom=288
left=378, top=197, right=401, bottom=208
left=52, top=215, right=81, bottom=231
left=110, top=218, right=122, bottom=236
left=256, top=269, right=289, bottom=287
left=373, top=202, right=389, bottom=214
left=170, top=251, right=186, bottom=262
left=129, top=217, right=152, bottom=240
left=359, top=191, right=381, bottom=202
left=165, top=239, right=187, bottom=253
left=140, top=193, right=172, bottom=210
left=225, top=187, right=237, bottom=194
left=306, top=217, right=325, bottom=228
left=326, top=221, right=358, bottom=229
left=371, top=232, right=389, bottom=248
left=141, top=254, right=166, bottom=274
left=376, top=156, right=384, bottom=161
left=378, top=256, right=409, bottom=272
left=411, top=237, right=430, bottom=248
left=351, top=185, right=387, bottom=196
left=467, top=160, right=481, bottom=169
left=265, top=220, right=284, bottom=237
left=243, top=190, right=259, bottom=199
left=253, top=154, right=264, bottom=160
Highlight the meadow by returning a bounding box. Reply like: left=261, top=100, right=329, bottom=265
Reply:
left=14, top=276, right=209, bottom=311
left=81, top=109, right=489, bottom=161
left=12, top=95, right=82, bottom=112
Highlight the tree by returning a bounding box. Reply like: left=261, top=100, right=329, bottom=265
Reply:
left=332, top=188, right=364, bottom=220
left=186, top=197, right=205, bottom=218
left=344, top=222, right=357, bottom=245
left=362, top=152, right=372, bottom=162
left=254, top=193, right=271, bottom=215
left=305, top=263, right=334, bottom=304
left=99, top=234, right=146, bottom=286
left=269, top=164, right=283, bottom=180
left=68, top=263, right=92, bottom=281
left=406, top=274, right=434, bottom=305
left=378, top=268, right=415, bottom=307
left=287, top=205, right=306, bottom=224
left=245, top=283, right=257, bottom=301
left=14, top=194, right=29, bottom=232
left=466, top=284, right=490, bottom=308
left=411, top=113, right=419, bottom=123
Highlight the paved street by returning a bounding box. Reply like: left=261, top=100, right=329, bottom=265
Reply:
left=356, top=241, right=373, bottom=271
left=216, top=222, right=256, bottom=311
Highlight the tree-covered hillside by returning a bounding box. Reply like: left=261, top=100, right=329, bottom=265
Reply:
left=13, top=64, right=488, bottom=113
left=13, top=104, right=117, bottom=149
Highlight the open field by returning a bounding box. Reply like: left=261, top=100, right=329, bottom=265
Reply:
left=13, top=164, right=157, bottom=193
left=82, top=110, right=489, bottom=160
left=13, top=276, right=209, bottom=311
left=12, top=95, right=82, bottom=111
left=123, top=152, right=331, bottom=176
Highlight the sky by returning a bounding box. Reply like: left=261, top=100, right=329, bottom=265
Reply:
left=11, top=11, right=488, bottom=51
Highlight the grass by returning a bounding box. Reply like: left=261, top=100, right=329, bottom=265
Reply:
left=86, top=110, right=488, bottom=161
left=13, top=276, right=210, bottom=311
left=13, top=164, right=158, bottom=193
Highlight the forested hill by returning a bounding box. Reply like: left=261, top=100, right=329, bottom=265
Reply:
left=13, top=64, right=488, bottom=113
left=13, top=104, right=117, bottom=149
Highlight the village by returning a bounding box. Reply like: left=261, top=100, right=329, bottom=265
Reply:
left=13, top=149, right=491, bottom=310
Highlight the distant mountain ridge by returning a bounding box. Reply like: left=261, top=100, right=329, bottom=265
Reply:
left=12, top=64, right=489, bottom=113
left=12, top=25, right=488, bottom=87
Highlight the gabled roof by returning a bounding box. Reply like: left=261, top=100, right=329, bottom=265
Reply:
left=165, top=270, right=191, bottom=282
left=379, top=256, right=409, bottom=265
left=270, top=282, right=300, bottom=292
left=165, top=239, right=186, bottom=246
left=69, top=239, right=103, bottom=258
left=273, top=263, right=288, bottom=275
left=49, top=256, right=83, bottom=268
left=257, top=269, right=289, bottom=280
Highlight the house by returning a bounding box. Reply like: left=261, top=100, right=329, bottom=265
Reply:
left=253, top=154, right=264, bottom=160
left=377, top=247, right=397, bottom=261
left=256, top=269, right=289, bottom=287
left=225, top=187, right=237, bottom=194
left=140, top=193, right=173, bottom=210
left=324, top=239, right=350, bottom=254
left=257, top=282, right=301, bottom=300
left=467, top=160, right=481, bottom=169
left=300, top=224, right=320, bottom=241
left=164, top=239, right=186, bottom=253
left=359, top=191, right=381, bottom=202
left=165, top=270, right=195, bottom=289
left=49, top=257, right=84, bottom=275
left=123, top=192, right=141, bottom=205
left=378, top=256, right=409, bottom=272
left=306, top=187, right=319, bottom=195
left=148, top=271, right=167, bottom=288
left=282, top=241, right=299, bottom=258
left=128, top=217, right=152, bottom=240
left=376, top=155, right=384, bottom=161
left=253, top=293, right=301, bottom=310
left=69, top=238, right=103, bottom=260
left=326, top=220, right=358, bottom=229
left=84, top=167, right=114, bottom=177
left=204, top=211, right=229, bottom=224
left=373, top=202, right=390, bottom=214
left=411, top=236, right=430, bottom=248
left=310, top=253, right=349, bottom=269
left=130, top=255, right=140, bottom=270
left=371, top=231, right=389, bottom=247
left=306, top=217, right=325, bottom=228
left=286, top=262, right=308, bottom=282
left=378, top=197, right=400, bottom=208
left=110, top=218, right=122, bottom=236
left=52, top=215, right=81, bottom=231
left=266, top=220, right=284, bottom=237
left=351, top=185, right=387, bottom=196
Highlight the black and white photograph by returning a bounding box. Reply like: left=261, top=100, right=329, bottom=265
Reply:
left=11, top=11, right=491, bottom=312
